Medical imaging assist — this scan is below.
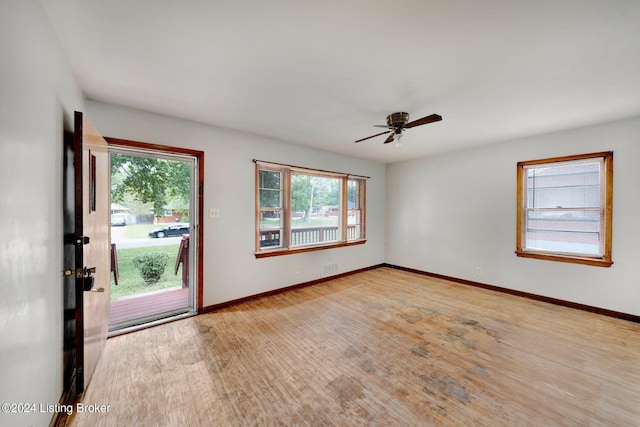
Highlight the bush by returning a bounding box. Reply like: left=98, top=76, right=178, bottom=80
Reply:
left=132, top=251, right=169, bottom=285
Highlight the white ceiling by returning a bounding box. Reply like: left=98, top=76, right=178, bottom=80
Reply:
left=41, top=0, right=640, bottom=163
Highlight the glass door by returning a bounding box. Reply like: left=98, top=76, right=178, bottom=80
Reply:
left=108, top=147, right=198, bottom=334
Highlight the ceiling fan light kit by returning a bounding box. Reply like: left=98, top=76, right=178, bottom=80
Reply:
left=355, top=112, right=442, bottom=145
left=394, top=131, right=403, bottom=147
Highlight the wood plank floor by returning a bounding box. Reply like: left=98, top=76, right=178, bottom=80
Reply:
left=68, top=267, right=640, bottom=426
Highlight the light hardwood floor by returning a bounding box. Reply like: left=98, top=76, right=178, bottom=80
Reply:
left=67, top=267, right=640, bottom=426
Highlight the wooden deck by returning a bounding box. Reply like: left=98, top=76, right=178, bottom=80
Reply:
left=109, top=287, right=189, bottom=325
left=72, top=267, right=640, bottom=426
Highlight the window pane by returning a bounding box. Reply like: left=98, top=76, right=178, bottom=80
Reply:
left=290, top=173, right=340, bottom=246
left=347, top=179, right=363, bottom=241
left=259, top=189, right=281, bottom=208
left=525, top=161, right=601, bottom=209
left=259, top=170, right=280, bottom=189
left=259, top=210, right=282, bottom=229
left=347, top=209, right=361, bottom=225
left=525, top=229, right=602, bottom=256
left=524, top=159, right=603, bottom=254
left=525, top=209, right=602, bottom=255
left=347, top=180, right=359, bottom=207
left=259, top=229, right=282, bottom=248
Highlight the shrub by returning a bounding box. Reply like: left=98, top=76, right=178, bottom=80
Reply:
left=132, top=251, right=169, bottom=285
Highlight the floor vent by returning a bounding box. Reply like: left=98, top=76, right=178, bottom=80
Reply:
left=322, top=262, right=339, bottom=277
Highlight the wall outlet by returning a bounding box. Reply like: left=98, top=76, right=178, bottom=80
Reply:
left=209, top=208, right=220, bottom=218
left=476, top=267, right=483, bottom=276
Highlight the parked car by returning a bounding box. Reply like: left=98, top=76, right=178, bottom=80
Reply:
left=110, top=213, right=127, bottom=226
left=148, top=223, right=190, bottom=238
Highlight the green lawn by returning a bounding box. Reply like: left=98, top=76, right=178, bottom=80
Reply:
left=111, top=244, right=182, bottom=300
left=291, top=216, right=340, bottom=228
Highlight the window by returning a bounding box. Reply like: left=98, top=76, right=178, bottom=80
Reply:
left=255, top=161, right=366, bottom=257
left=516, top=152, right=613, bottom=267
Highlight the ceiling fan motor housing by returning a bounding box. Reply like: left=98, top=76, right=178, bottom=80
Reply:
left=387, top=112, right=410, bottom=128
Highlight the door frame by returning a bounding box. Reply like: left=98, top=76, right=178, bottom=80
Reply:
left=106, top=137, right=205, bottom=315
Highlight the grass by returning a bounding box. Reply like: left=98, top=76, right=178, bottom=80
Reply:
left=291, top=216, right=340, bottom=228
left=111, top=244, right=182, bottom=300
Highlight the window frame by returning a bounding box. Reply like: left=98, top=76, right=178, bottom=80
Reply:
left=255, top=161, right=367, bottom=258
left=516, top=151, right=613, bottom=267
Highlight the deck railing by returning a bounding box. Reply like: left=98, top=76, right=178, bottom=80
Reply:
left=259, top=225, right=359, bottom=248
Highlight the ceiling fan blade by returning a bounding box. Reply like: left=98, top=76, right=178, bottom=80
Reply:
left=382, top=133, right=395, bottom=144
left=354, top=130, right=391, bottom=143
left=404, top=113, right=442, bottom=128
left=373, top=124, right=391, bottom=128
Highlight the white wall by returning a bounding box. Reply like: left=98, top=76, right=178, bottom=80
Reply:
left=386, top=116, right=640, bottom=316
left=0, top=1, right=84, bottom=426
left=86, top=101, right=386, bottom=307
left=1, top=7, right=635, bottom=427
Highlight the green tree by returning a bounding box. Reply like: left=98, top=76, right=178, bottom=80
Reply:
left=291, top=173, right=312, bottom=220
left=111, top=154, right=190, bottom=217
left=314, top=178, right=339, bottom=207
left=258, top=170, right=281, bottom=208
left=290, top=174, right=340, bottom=222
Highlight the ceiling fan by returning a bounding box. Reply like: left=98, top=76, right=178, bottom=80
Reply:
left=354, top=112, right=442, bottom=145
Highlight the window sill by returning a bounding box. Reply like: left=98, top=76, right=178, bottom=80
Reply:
left=255, top=240, right=366, bottom=258
left=515, top=250, right=613, bottom=267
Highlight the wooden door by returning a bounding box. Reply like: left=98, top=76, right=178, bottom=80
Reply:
left=73, top=111, right=111, bottom=393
